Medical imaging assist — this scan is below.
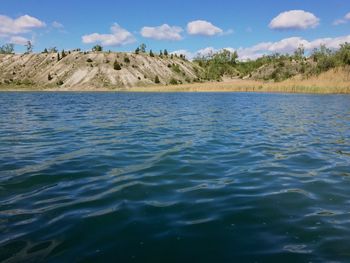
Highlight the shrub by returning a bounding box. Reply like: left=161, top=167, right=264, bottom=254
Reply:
left=86, top=58, right=93, bottom=63
left=57, top=80, right=64, bottom=86
left=114, top=60, right=122, bottom=70
left=149, top=50, right=154, bottom=57
left=169, top=78, right=178, bottom=85
left=124, top=57, right=130, bottom=63
left=48, top=73, right=53, bottom=81
left=155, top=75, right=160, bottom=83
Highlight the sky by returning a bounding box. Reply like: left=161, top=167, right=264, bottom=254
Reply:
left=1, top=0, right=350, bottom=59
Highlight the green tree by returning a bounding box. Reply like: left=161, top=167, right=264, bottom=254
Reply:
left=159, top=50, right=163, bottom=57
left=49, top=47, right=58, bottom=53
left=43, top=48, right=48, bottom=53
left=57, top=52, right=61, bottom=61
left=294, top=45, right=305, bottom=61
left=92, top=45, right=103, bottom=52
left=149, top=50, right=154, bottom=57
left=0, top=43, right=14, bottom=54
left=139, top=43, right=146, bottom=53
left=135, top=47, right=140, bottom=54
left=337, top=42, right=350, bottom=65
left=25, top=41, right=33, bottom=54
left=164, top=49, right=168, bottom=56
left=61, top=49, right=66, bottom=58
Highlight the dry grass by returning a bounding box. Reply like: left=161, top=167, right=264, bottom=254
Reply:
left=128, top=67, right=350, bottom=94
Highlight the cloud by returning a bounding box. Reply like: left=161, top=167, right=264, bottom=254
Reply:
left=333, top=12, right=350, bottom=25
left=140, top=24, right=183, bottom=41
left=9, top=36, right=29, bottom=45
left=269, top=10, right=320, bottom=30
left=52, top=21, right=64, bottom=29
left=0, top=14, right=45, bottom=35
left=187, top=20, right=223, bottom=36
left=170, top=49, right=194, bottom=59
left=82, top=23, right=136, bottom=46
left=178, top=34, right=350, bottom=61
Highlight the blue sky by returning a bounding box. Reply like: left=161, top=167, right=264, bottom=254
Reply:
left=1, top=0, right=350, bottom=59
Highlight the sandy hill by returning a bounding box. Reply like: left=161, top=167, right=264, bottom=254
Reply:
left=0, top=51, right=201, bottom=90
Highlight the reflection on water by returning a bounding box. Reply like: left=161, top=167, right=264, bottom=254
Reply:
left=0, top=92, right=350, bottom=262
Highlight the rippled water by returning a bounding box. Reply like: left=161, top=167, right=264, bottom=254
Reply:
left=1, top=92, right=350, bottom=262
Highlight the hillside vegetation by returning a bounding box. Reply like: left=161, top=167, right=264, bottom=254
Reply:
left=0, top=49, right=202, bottom=90
left=0, top=43, right=350, bottom=92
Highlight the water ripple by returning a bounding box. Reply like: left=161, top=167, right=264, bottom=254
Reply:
left=0, top=92, right=350, bottom=262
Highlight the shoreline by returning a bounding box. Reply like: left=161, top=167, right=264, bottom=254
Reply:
left=1, top=79, right=350, bottom=94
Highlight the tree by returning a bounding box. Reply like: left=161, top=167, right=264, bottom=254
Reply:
left=139, top=43, right=146, bottom=53
left=149, top=50, right=154, bottom=57
left=0, top=43, right=14, bottom=54
left=294, top=45, right=305, bottom=61
left=43, top=48, right=48, bottom=53
left=155, top=75, right=160, bottom=83
left=92, top=45, right=103, bottom=52
left=135, top=47, right=140, bottom=54
left=57, top=52, right=61, bottom=61
left=61, top=49, right=66, bottom=58
left=114, top=60, right=122, bottom=70
left=25, top=41, right=33, bottom=54
left=159, top=50, right=163, bottom=57
left=164, top=49, right=168, bottom=56
left=49, top=47, right=58, bottom=53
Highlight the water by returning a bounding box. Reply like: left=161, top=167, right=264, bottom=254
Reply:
left=0, top=92, right=350, bottom=262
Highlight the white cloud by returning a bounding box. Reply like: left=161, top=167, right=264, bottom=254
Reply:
left=82, top=23, right=135, bottom=46
left=333, top=12, right=350, bottom=25
left=187, top=20, right=223, bottom=36
left=0, top=14, right=45, bottom=35
left=171, top=49, right=194, bottom=59
left=141, top=24, right=183, bottom=41
left=269, top=10, right=319, bottom=30
left=180, top=34, right=350, bottom=61
left=52, top=21, right=64, bottom=29
left=9, top=36, right=29, bottom=45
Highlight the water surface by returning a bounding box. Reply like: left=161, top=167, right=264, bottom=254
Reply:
left=1, top=92, right=350, bottom=262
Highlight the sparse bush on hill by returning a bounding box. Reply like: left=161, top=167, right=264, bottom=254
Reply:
left=155, top=75, right=160, bottom=84
left=124, top=57, right=130, bottom=63
left=149, top=50, right=154, bottom=57
left=169, top=78, right=178, bottom=85
left=86, top=58, right=93, bottom=63
left=114, top=60, right=122, bottom=70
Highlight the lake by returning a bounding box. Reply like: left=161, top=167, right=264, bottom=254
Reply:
left=1, top=92, right=350, bottom=262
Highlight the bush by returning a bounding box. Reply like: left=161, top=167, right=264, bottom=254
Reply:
left=155, top=75, right=160, bottom=84
left=169, top=78, right=178, bottom=85
left=114, top=60, right=121, bottom=70
left=124, top=57, right=130, bottom=63
left=86, top=58, right=93, bottom=63
left=57, top=80, right=64, bottom=86
left=48, top=73, right=53, bottom=81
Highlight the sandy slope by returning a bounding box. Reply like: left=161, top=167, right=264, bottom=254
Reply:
left=0, top=52, right=200, bottom=90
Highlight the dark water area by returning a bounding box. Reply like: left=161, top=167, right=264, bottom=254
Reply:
left=1, top=92, right=350, bottom=262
